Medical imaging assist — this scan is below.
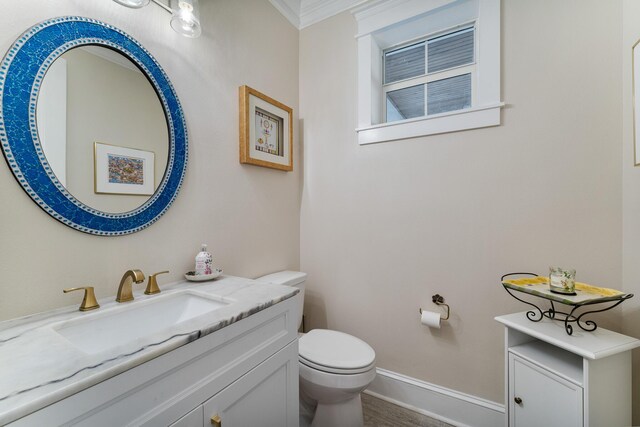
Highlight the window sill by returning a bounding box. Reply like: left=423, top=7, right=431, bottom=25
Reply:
left=356, top=103, right=504, bottom=145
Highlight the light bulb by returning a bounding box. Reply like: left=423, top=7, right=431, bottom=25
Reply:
left=178, top=1, right=193, bottom=12
left=113, top=0, right=151, bottom=8
left=170, top=0, right=202, bottom=38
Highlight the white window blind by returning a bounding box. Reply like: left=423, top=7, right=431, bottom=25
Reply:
left=386, top=84, right=425, bottom=121
left=427, top=27, right=474, bottom=73
left=384, top=43, right=425, bottom=84
left=427, top=73, right=471, bottom=115
left=383, top=26, right=475, bottom=123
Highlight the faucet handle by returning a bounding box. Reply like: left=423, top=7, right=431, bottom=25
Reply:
left=63, top=286, right=100, bottom=311
left=145, top=271, right=170, bottom=295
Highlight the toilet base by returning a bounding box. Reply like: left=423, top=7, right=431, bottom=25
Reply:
left=299, top=389, right=316, bottom=427
left=299, top=359, right=376, bottom=427
left=310, top=393, right=364, bottom=427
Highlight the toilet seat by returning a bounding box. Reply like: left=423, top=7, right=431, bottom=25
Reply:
left=299, top=329, right=376, bottom=375
left=299, top=355, right=375, bottom=374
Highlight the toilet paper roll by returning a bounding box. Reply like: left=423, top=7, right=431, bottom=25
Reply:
left=420, top=310, right=441, bottom=329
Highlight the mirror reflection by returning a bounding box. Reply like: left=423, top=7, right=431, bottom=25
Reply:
left=37, top=45, right=169, bottom=213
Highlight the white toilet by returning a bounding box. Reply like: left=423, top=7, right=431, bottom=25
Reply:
left=257, top=271, right=376, bottom=427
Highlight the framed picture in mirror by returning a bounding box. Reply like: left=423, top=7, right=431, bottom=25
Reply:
left=239, top=85, right=293, bottom=171
left=94, top=142, right=155, bottom=195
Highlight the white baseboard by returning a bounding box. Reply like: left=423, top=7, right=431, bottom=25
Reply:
left=365, top=368, right=505, bottom=427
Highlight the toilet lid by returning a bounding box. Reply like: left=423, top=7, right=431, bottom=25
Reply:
left=299, top=329, right=376, bottom=372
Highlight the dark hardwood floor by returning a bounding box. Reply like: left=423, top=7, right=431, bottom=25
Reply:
left=362, top=393, right=455, bottom=427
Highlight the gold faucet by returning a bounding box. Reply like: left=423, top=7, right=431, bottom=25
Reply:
left=116, top=269, right=145, bottom=303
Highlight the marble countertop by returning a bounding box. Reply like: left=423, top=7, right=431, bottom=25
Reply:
left=0, top=275, right=298, bottom=425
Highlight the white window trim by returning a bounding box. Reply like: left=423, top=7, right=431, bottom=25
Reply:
left=353, top=0, right=503, bottom=145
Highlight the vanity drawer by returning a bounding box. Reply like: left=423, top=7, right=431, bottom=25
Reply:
left=9, top=295, right=299, bottom=427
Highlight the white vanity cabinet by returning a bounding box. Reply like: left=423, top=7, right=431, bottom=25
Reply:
left=496, top=312, right=640, bottom=427
left=9, top=294, right=300, bottom=427
left=170, top=341, right=298, bottom=427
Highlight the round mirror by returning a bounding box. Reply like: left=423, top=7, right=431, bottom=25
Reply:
left=0, top=17, right=188, bottom=235
left=37, top=46, right=169, bottom=214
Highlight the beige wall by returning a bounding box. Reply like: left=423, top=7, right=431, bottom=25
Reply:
left=0, top=0, right=300, bottom=321
left=300, top=0, right=623, bottom=405
left=623, top=1, right=640, bottom=422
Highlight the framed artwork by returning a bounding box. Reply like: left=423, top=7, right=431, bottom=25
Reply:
left=239, top=85, right=293, bottom=171
left=94, top=142, right=155, bottom=195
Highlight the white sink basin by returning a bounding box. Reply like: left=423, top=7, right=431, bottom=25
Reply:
left=54, top=291, right=228, bottom=354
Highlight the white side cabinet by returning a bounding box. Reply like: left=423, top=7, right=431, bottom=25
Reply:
left=496, top=312, right=640, bottom=427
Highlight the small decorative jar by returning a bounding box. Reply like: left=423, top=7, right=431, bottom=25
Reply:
left=549, top=267, right=576, bottom=294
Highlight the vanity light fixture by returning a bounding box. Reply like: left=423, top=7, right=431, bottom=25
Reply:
left=113, top=0, right=150, bottom=8
left=170, top=0, right=202, bottom=38
left=112, top=0, right=202, bottom=38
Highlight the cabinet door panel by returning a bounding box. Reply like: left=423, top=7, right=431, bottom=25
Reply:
left=510, top=354, right=582, bottom=427
left=204, top=341, right=299, bottom=427
left=169, top=406, right=203, bottom=427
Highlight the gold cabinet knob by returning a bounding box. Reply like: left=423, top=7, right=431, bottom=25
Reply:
left=211, top=414, right=222, bottom=426
left=145, top=270, right=170, bottom=295
left=63, top=286, right=100, bottom=311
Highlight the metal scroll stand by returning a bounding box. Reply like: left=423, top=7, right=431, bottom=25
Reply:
left=501, top=273, right=634, bottom=335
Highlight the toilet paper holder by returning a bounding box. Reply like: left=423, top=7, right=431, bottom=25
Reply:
left=420, top=294, right=450, bottom=320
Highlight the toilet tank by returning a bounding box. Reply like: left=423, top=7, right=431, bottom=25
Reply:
left=256, top=271, right=306, bottom=330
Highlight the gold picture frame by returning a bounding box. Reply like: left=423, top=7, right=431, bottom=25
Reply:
left=239, top=85, right=293, bottom=171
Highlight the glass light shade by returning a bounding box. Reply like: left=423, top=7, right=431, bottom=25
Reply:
left=170, top=0, right=202, bottom=38
left=113, top=0, right=151, bottom=8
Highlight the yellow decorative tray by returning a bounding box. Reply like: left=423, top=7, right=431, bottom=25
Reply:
left=502, top=276, right=627, bottom=305
left=501, top=273, right=633, bottom=335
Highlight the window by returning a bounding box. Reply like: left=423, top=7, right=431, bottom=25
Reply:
left=353, top=0, right=502, bottom=145
left=383, top=27, right=475, bottom=122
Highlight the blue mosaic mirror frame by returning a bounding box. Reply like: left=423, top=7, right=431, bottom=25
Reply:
left=0, top=17, right=188, bottom=235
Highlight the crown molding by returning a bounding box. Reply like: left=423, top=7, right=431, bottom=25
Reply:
left=299, top=0, right=369, bottom=28
left=270, top=0, right=371, bottom=29
left=269, top=0, right=301, bottom=28
left=352, top=0, right=455, bottom=36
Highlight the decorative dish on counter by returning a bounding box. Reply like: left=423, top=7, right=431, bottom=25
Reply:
left=184, top=269, right=223, bottom=282
left=500, top=272, right=633, bottom=335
